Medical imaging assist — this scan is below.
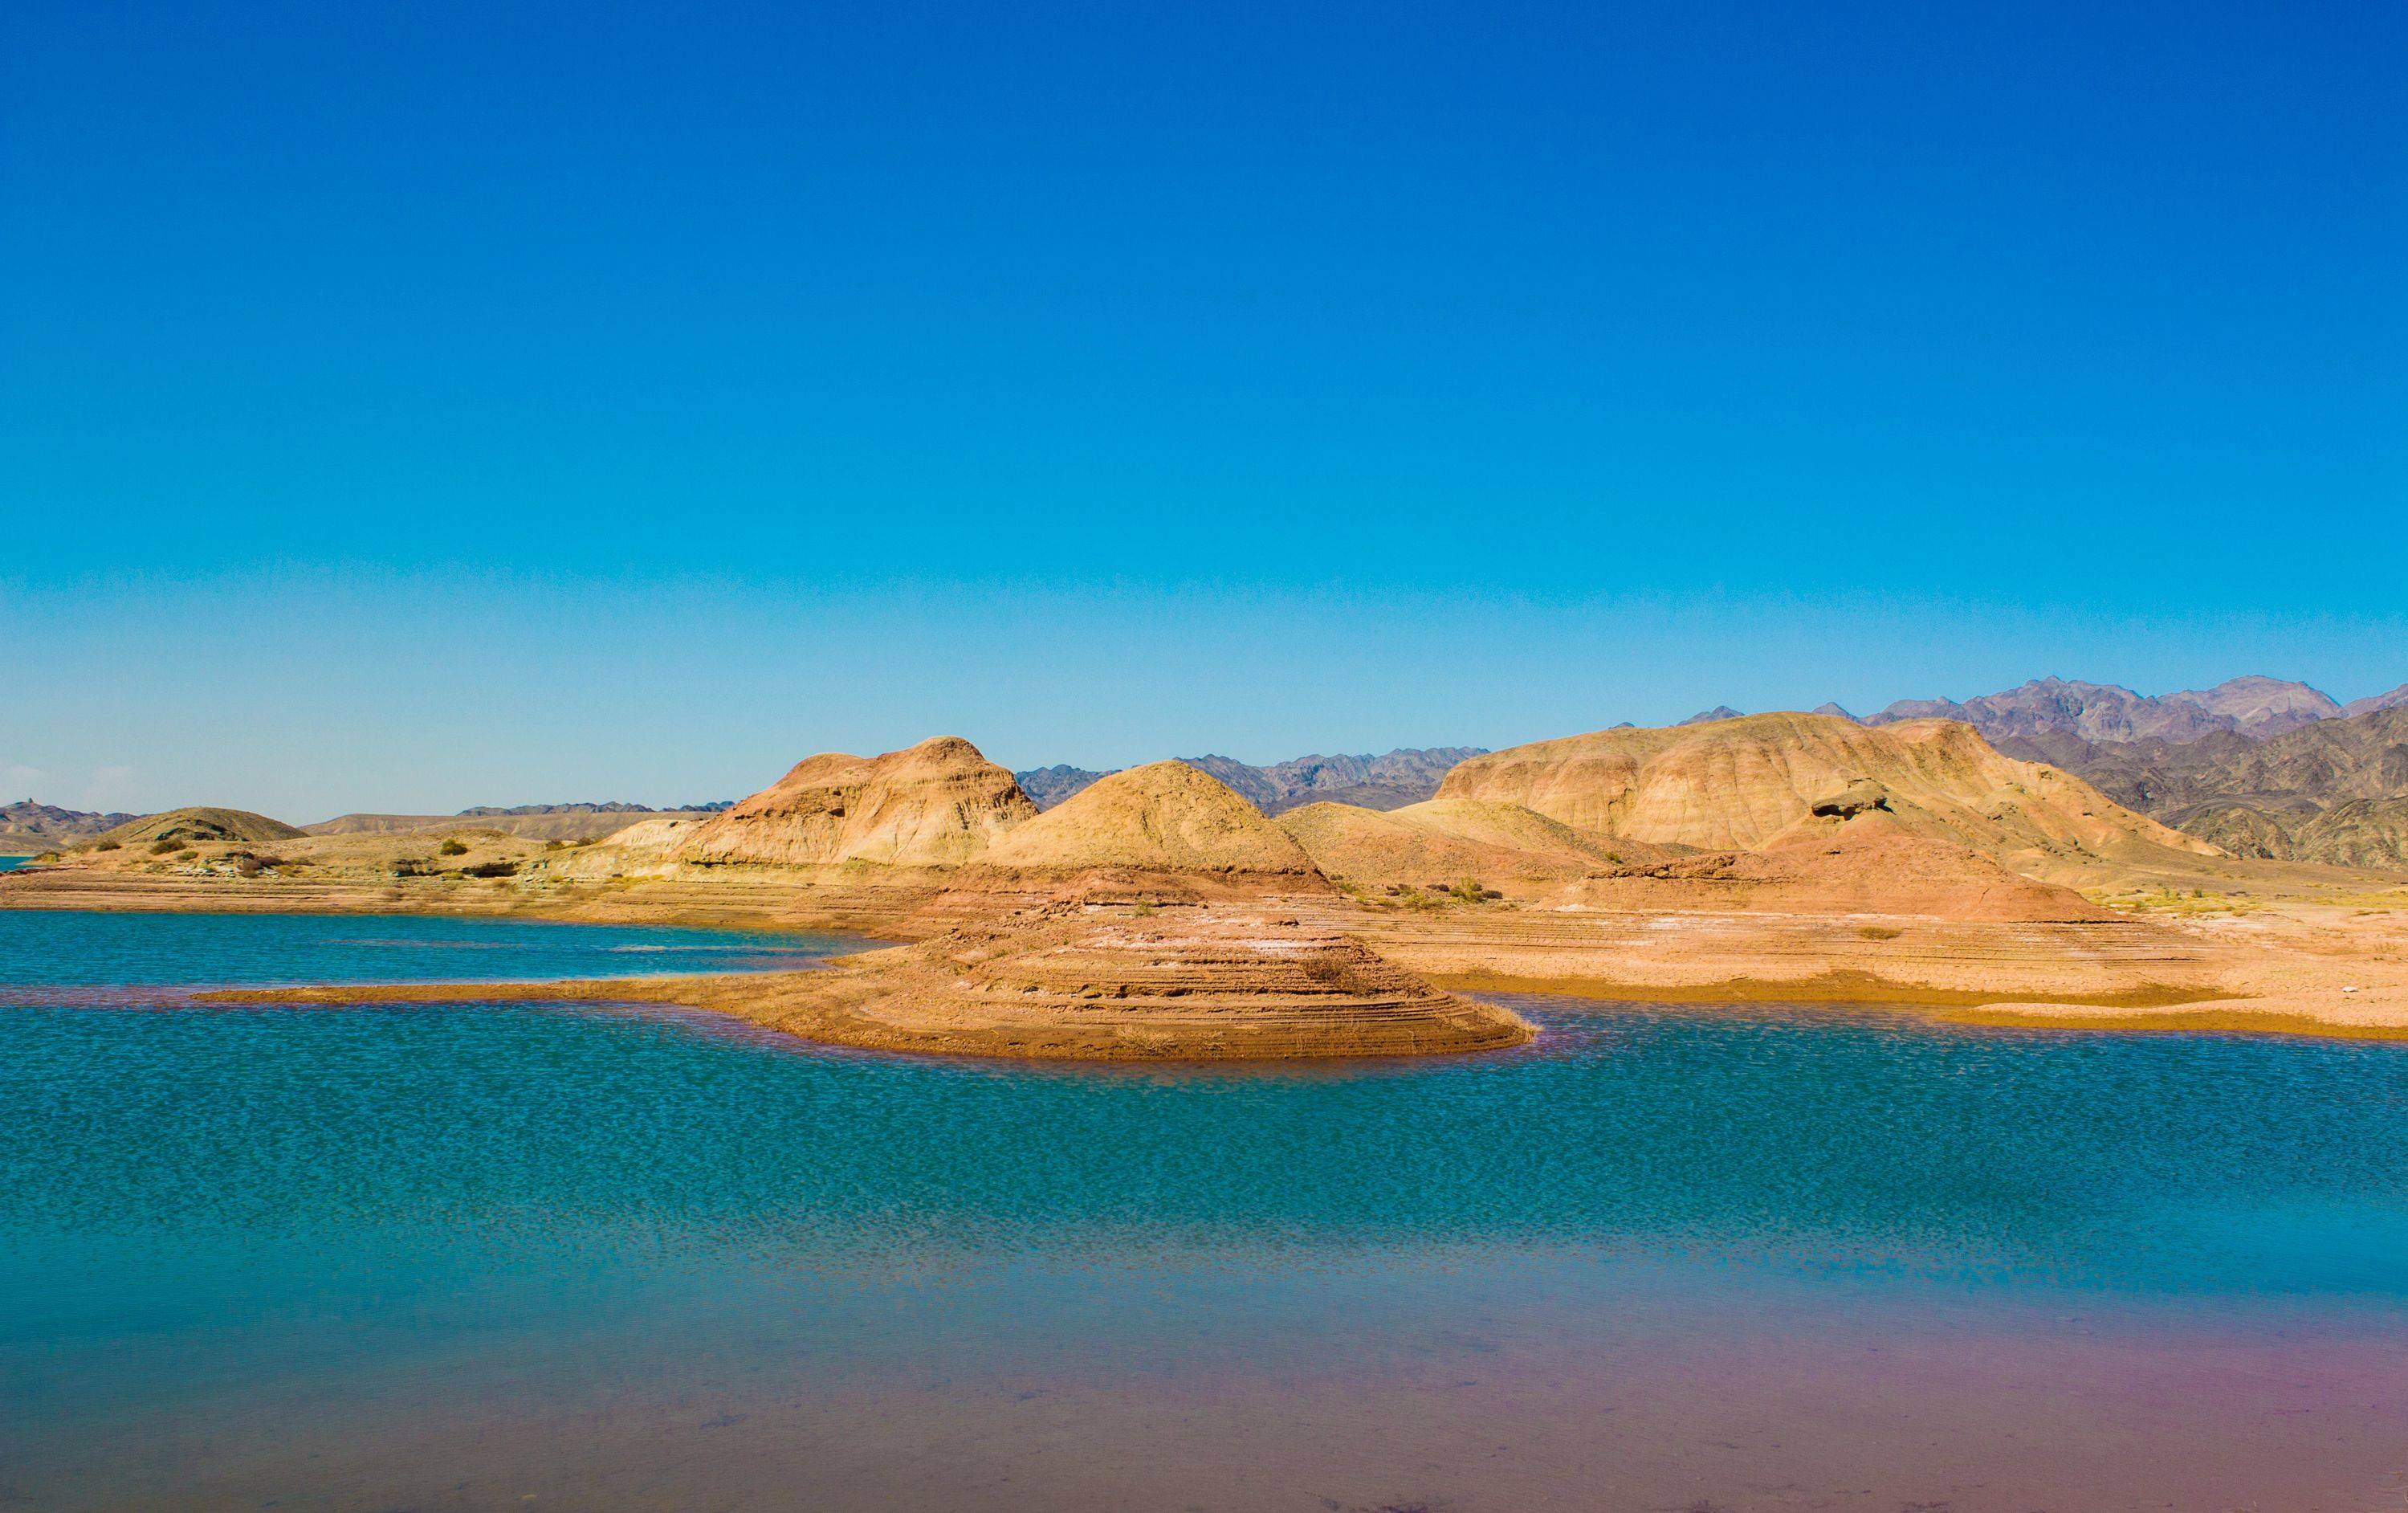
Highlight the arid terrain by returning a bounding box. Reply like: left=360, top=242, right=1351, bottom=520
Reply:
left=10, top=708, right=2408, bottom=1054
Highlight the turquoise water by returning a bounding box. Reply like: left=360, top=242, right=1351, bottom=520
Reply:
left=0, top=854, right=29, bottom=871
left=5, top=909, right=2406, bottom=1510
left=0, top=907, right=846, bottom=989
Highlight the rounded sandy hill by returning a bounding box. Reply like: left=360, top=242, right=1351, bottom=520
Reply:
left=974, top=761, right=1326, bottom=881
left=1277, top=797, right=1680, bottom=891
left=654, top=735, right=1036, bottom=867
left=1437, top=711, right=2217, bottom=867
left=96, top=807, right=304, bottom=847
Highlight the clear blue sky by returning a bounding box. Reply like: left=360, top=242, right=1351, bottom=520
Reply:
left=5, top=2, right=2402, bottom=818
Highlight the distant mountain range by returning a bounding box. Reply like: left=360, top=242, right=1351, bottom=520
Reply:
left=1016, top=748, right=1485, bottom=817
left=1691, top=675, right=2408, bottom=747
left=1855, top=675, right=2390, bottom=744
left=0, top=799, right=140, bottom=853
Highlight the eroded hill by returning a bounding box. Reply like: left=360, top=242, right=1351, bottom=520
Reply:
left=1434, top=712, right=2213, bottom=873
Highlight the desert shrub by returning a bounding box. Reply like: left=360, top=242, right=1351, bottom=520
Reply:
left=1450, top=877, right=1488, bottom=903
left=92, top=839, right=121, bottom=852
left=438, top=838, right=469, bottom=857
left=544, top=839, right=567, bottom=851
left=460, top=860, right=518, bottom=879
left=172, top=849, right=197, bottom=861
left=1301, top=956, right=1354, bottom=988
left=234, top=855, right=265, bottom=878
left=149, top=838, right=181, bottom=854
left=33, top=850, right=60, bottom=863
left=393, top=858, right=432, bottom=878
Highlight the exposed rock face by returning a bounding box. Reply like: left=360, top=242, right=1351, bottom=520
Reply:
left=1810, top=781, right=1892, bottom=819
left=1865, top=675, right=2341, bottom=744
left=669, top=736, right=1037, bottom=867
left=1435, top=712, right=2214, bottom=863
left=978, top=761, right=1324, bottom=879
left=99, top=807, right=304, bottom=846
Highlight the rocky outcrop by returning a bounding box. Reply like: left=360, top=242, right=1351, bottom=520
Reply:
left=1810, top=781, right=1892, bottom=819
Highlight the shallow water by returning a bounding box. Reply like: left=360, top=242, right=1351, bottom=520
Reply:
left=4, top=910, right=2405, bottom=1510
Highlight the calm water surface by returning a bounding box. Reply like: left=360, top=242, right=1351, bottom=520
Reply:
left=3, top=909, right=2405, bottom=1511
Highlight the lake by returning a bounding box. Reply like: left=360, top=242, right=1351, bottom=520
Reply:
left=4, top=909, right=2404, bottom=1511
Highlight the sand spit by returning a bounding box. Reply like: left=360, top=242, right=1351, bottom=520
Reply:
left=205, top=903, right=1534, bottom=1062
left=12, top=849, right=2408, bottom=1040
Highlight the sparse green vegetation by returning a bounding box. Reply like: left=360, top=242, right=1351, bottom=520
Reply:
left=149, top=838, right=181, bottom=854
left=91, top=840, right=120, bottom=852
left=438, top=838, right=469, bottom=857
